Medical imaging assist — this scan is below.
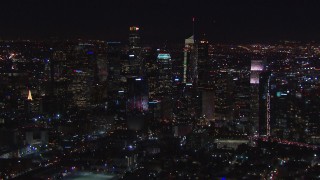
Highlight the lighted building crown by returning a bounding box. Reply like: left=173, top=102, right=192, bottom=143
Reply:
left=129, top=26, right=139, bottom=31
left=27, top=90, right=33, bottom=101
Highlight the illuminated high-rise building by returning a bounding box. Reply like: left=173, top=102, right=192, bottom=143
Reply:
left=213, top=71, right=235, bottom=121
left=123, top=26, right=144, bottom=78
left=129, top=26, right=141, bottom=49
left=126, top=77, right=148, bottom=112
left=250, top=60, right=265, bottom=135
left=197, top=35, right=209, bottom=87
left=258, top=71, right=271, bottom=137
left=197, top=35, right=214, bottom=121
left=126, top=77, right=148, bottom=130
left=180, top=29, right=202, bottom=122
left=156, top=52, right=172, bottom=98
left=183, top=35, right=198, bottom=85
left=156, top=52, right=173, bottom=121
left=66, top=43, right=106, bottom=110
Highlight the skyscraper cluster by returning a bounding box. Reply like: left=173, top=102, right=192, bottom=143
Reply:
left=0, top=26, right=319, bottom=179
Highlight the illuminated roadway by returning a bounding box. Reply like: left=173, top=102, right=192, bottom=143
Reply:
left=251, top=136, right=320, bottom=150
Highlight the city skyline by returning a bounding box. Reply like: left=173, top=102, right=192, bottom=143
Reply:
left=1, top=1, right=320, bottom=179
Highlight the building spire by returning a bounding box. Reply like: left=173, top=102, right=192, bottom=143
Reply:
left=27, top=90, right=33, bottom=101
left=192, top=17, right=195, bottom=40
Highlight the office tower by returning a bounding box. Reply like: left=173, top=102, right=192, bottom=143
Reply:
left=124, top=26, right=143, bottom=78
left=233, top=70, right=251, bottom=134
left=201, top=90, right=215, bottom=121
left=156, top=52, right=172, bottom=98
left=258, top=71, right=271, bottom=136
left=183, top=35, right=198, bottom=85
left=125, top=27, right=146, bottom=112
left=106, top=42, right=122, bottom=82
left=269, top=70, right=309, bottom=142
left=126, top=77, right=148, bottom=130
left=174, top=83, right=197, bottom=123
left=116, top=27, right=148, bottom=130
left=91, top=50, right=108, bottom=106
left=106, top=42, right=123, bottom=114
left=181, top=34, right=202, bottom=122
left=197, top=35, right=209, bottom=87
left=52, top=51, right=67, bottom=82
left=126, top=77, right=148, bottom=112
left=213, top=71, right=235, bottom=121
left=67, top=44, right=98, bottom=110
left=129, top=26, right=140, bottom=49
left=42, top=49, right=70, bottom=114
left=250, top=60, right=265, bottom=135
left=197, top=35, right=214, bottom=121
left=271, top=83, right=300, bottom=140
left=155, top=52, right=173, bottom=121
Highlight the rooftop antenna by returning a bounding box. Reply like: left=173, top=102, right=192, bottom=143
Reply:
left=192, top=17, right=195, bottom=40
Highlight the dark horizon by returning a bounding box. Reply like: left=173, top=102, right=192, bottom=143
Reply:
left=1, top=0, right=320, bottom=43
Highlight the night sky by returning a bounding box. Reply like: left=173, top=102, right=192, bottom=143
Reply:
left=1, top=0, right=320, bottom=42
